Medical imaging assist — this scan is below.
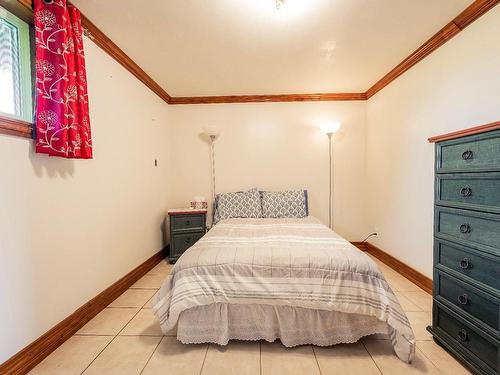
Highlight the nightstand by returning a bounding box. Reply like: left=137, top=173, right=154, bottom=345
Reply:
left=168, top=209, right=207, bottom=263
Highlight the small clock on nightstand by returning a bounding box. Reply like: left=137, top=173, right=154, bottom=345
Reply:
left=168, top=208, right=207, bottom=263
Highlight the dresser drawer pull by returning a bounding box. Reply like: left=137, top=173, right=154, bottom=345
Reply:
left=461, top=150, right=473, bottom=160
left=459, top=223, right=471, bottom=234
left=460, top=186, right=472, bottom=197
left=457, top=329, right=469, bottom=342
left=459, top=257, right=472, bottom=270
left=184, top=237, right=192, bottom=244
left=185, top=220, right=191, bottom=226
left=457, top=294, right=470, bottom=305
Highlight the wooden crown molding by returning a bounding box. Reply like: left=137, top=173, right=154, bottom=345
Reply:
left=0, top=248, right=168, bottom=375
left=428, top=120, right=500, bottom=143
left=79, top=12, right=171, bottom=104
left=8, top=0, right=498, bottom=107
left=366, top=0, right=500, bottom=99
left=170, top=92, right=367, bottom=105
left=0, top=115, right=32, bottom=139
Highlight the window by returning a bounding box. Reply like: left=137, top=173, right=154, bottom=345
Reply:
left=0, top=6, right=32, bottom=123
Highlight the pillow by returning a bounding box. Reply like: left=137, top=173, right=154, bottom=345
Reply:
left=213, top=188, right=262, bottom=224
left=261, top=190, right=308, bottom=218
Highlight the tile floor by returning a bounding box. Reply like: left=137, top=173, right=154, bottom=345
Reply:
left=28, top=255, right=472, bottom=374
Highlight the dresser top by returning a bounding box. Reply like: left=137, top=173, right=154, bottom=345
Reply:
left=428, top=120, right=500, bottom=143
left=168, top=208, right=207, bottom=216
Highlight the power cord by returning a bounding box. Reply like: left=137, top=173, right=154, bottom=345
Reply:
left=361, top=232, right=378, bottom=243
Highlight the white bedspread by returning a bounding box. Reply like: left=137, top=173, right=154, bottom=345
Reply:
left=153, top=217, right=415, bottom=362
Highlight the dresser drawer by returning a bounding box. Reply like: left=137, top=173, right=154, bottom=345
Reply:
left=435, top=270, right=499, bottom=335
left=437, top=130, right=500, bottom=173
left=433, top=303, right=499, bottom=372
left=171, top=214, right=205, bottom=232
left=435, top=207, right=500, bottom=254
left=171, top=232, right=203, bottom=258
left=435, top=239, right=500, bottom=291
left=436, top=173, right=500, bottom=214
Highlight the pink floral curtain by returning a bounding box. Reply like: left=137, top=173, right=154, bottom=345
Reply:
left=34, top=0, right=92, bottom=158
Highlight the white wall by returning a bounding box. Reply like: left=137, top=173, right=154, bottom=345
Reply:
left=0, top=38, right=172, bottom=362
left=168, top=101, right=368, bottom=241
left=365, top=7, right=500, bottom=277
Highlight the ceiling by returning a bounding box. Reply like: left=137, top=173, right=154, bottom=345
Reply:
left=71, top=0, right=473, bottom=97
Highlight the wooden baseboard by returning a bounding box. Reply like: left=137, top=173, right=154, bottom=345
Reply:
left=0, top=247, right=168, bottom=375
left=351, top=241, right=432, bottom=294
left=350, top=241, right=369, bottom=252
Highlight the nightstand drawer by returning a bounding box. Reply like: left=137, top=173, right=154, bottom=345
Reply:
left=437, top=130, right=500, bottom=173
left=433, top=303, right=499, bottom=372
left=435, top=239, right=500, bottom=291
left=171, top=232, right=203, bottom=258
left=435, top=270, right=499, bottom=335
left=436, top=173, right=500, bottom=214
left=435, top=207, right=500, bottom=254
left=171, top=214, right=205, bottom=232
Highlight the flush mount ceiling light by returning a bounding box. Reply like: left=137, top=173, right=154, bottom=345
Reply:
left=276, top=0, right=286, bottom=9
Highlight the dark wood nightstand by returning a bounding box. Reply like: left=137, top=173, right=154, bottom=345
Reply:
left=168, top=209, right=207, bottom=263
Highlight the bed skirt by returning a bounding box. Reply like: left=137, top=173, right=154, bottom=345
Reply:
left=177, top=303, right=389, bottom=347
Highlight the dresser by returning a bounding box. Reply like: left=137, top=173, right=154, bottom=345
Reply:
left=428, top=128, right=500, bottom=375
left=168, top=209, right=207, bottom=263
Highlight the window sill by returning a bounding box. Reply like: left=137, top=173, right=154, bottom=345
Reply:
left=0, top=115, right=33, bottom=139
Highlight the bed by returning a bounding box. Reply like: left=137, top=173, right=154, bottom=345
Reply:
left=152, top=216, right=415, bottom=362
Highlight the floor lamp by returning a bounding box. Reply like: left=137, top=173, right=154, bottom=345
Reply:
left=320, top=122, right=341, bottom=229
left=203, top=126, right=220, bottom=202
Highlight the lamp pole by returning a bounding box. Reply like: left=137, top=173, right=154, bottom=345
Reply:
left=327, top=132, right=333, bottom=229
left=209, top=134, right=216, bottom=201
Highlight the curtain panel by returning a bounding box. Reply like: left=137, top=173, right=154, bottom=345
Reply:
left=34, top=0, right=92, bottom=158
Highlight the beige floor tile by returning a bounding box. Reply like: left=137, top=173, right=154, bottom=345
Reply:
left=77, top=308, right=139, bottom=335
left=314, top=342, right=381, bottom=375
left=406, top=311, right=433, bottom=341
left=131, top=273, right=165, bottom=289
left=29, top=336, right=112, bottom=375
left=362, top=333, right=390, bottom=340
left=261, top=342, right=321, bottom=375
left=417, top=341, right=472, bottom=375
left=108, top=289, right=157, bottom=308
left=404, top=290, right=433, bottom=311
left=83, top=336, right=161, bottom=375
left=120, top=309, right=163, bottom=336
left=394, top=291, right=423, bottom=312
left=143, top=293, right=158, bottom=309
left=201, top=341, right=260, bottom=375
left=141, top=336, right=208, bottom=375
left=147, top=261, right=173, bottom=276
left=386, top=275, right=424, bottom=292
left=364, top=339, right=440, bottom=374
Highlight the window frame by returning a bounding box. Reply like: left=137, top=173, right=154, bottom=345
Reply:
left=0, top=4, right=34, bottom=139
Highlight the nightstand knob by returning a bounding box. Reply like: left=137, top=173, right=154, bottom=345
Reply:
left=185, top=220, right=191, bottom=226
left=185, top=237, right=191, bottom=244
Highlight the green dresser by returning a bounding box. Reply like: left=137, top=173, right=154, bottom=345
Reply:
left=168, top=209, right=207, bottom=263
left=429, top=129, right=500, bottom=375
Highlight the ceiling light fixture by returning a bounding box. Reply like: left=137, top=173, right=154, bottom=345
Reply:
left=276, top=0, right=286, bottom=10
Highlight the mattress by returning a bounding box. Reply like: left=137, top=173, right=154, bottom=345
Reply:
left=153, top=216, right=415, bottom=362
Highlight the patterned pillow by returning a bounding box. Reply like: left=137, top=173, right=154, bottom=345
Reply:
left=213, top=188, right=262, bottom=224
left=261, top=190, right=308, bottom=218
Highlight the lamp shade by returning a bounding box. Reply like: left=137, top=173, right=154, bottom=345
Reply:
left=203, top=125, right=221, bottom=138
left=319, top=122, right=341, bottom=135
